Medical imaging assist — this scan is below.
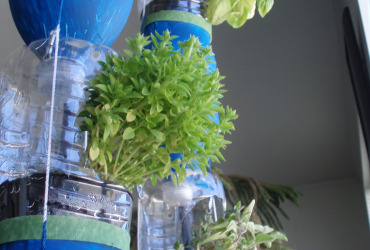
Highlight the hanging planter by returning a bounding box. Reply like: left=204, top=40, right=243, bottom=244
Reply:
left=0, top=37, right=134, bottom=249
left=0, top=171, right=133, bottom=250
left=137, top=169, right=226, bottom=249
left=135, top=1, right=224, bottom=248
left=8, top=0, right=133, bottom=47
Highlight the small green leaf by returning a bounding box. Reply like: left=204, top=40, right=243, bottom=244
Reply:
left=103, top=125, right=110, bottom=141
left=89, top=146, right=99, bottom=161
left=84, top=118, right=93, bottom=127
left=199, top=164, right=208, bottom=178
left=164, top=63, right=171, bottom=76
left=269, top=232, right=288, bottom=241
left=257, top=0, right=274, bottom=17
left=199, top=232, right=228, bottom=245
left=78, top=110, right=90, bottom=118
left=255, top=234, right=275, bottom=244
left=124, top=49, right=134, bottom=58
left=227, top=0, right=256, bottom=28
left=95, top=84, right=109, bottom=93
left=89, top=78, right=100, bottom=87
left=150, top=129, right=165, bottom=142
left=98, top=151, right=106, bottom=166
left=122, top=127, right=135, bottom=140
left=126, top=112, right=136, bottom=122
left=107, top=150, right=113, bottom=162
left=171, top=173, right=178, bottom=187
left=208, top=0, right=232, bottom=25
left=109, top=123, right=120, bottom=136
left=150, top=174, right=158, bottom=186
left=242, top=199, right=255, bottom=222
left=142, top=87, right=150, bottom=95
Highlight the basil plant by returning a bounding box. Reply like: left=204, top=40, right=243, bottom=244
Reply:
left=79, top=31, right=237, bottom=190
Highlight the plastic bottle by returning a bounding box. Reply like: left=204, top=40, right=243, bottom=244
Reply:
left=0, top=37, right=115, bottom=184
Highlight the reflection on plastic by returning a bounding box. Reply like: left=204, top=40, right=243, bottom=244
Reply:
left=137, top=170, right=226, bottom=250
left=0, top=37, right=115, bottom=185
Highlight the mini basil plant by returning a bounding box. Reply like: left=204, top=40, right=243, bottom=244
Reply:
left=174, top=200, right=288, bottom=250
left=79, top=31, right=238, bottom=190
left=206, top=0, right=274, bottom=28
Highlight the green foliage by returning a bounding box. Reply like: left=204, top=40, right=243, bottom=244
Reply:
left=79, top=31, right=237, bottom=190
left=206, top=0, right=274, bottom=28
left=174, top=200, right=288, bottom=250
left=212, top=167, right=302, bottom=231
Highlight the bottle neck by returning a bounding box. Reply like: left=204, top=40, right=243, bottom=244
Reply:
left=140, top=0, right=206, bottom=21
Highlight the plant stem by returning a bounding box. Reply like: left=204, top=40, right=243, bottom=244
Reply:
left=113, top=136, right=155, bottom=176
left=114, top=139, right=125, bottom=173
left=130, top=166, right=166, bottom=181
left=118, top=156, right=152, bottom=176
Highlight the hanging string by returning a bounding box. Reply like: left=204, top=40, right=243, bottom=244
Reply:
left=41, top=0, right=64, bottom=249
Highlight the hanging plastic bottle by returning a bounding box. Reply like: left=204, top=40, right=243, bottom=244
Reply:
left=0, top=37, right=133, bottom=249
left=0, top=37, right=115, bottom=182
left=137, top=1, right=226, bottom=249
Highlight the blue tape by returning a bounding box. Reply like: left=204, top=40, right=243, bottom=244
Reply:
left=1, top=240, right=119, bottom=250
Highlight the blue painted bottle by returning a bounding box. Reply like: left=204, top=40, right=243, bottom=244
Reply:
left=9, top=0, right=133, bottom=47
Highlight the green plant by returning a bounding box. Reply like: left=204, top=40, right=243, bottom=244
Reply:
left=206, top=0, right=274, bottom=28
left=212, top=167, right=302, bottom=231
left=174, top=200, right=288, bottom=250
left=79, top=31, right=237, bottom=190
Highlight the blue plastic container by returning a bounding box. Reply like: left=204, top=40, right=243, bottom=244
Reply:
left=9, top=0, right=133, bottom=46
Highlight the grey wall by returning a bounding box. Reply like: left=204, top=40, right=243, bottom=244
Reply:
left=281, top=178, right=370, bottom=249
left=1, top=0, right=370, bottom=248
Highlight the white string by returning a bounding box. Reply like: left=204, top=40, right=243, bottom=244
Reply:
left=42, top=26, right=60, bottom=226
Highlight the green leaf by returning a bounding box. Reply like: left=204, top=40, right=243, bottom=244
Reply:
left=89, top=78, right=100, bottom=87
left=98, top=151, right=106, bottom=166
left=199, top=164, right=208, bottom=178
left=157, top=102, right=163, bottom=113
left=124, top=49, right=133, bottom=58
left=255, top=234, right=275, bottom=244
left=107, top=150, right=113, bottom=162
left=171, top=173, right=178, bottom=187
left=84, top=118, right=93, bottom=127
left=122, top=127, right=135, bottom=140
left=199, top=232, right=228, bottom=245
left=89, top=146, right=99, bottom=161
left=142, top=87, right=150, bottom=95
left=242, top=199, right=255, bottom=222
left=269, top=232, right=288, bottom=242
left=126, top=112, right=136, bottom=122
left=164, top=63, right=171, bottom=76
left=78, top=110, right=90, bottom=118
left=95, top=84, right=109, bottom=93
left=257, top=0, right=274, bottom=17
left=163, top=159, right=172, bottom=175
left=178, top=167, right=187, bottom=183
left=227, top=0, right=256, bottom=28
left=103, top=125, right=110, bottom=141
left=150, top=129, right=165, bottom=142
left=206, top=0, right=232, bottom=25
left=150, top=174, right=158, bottom=186
left=109, top=122, right=120, bottom=136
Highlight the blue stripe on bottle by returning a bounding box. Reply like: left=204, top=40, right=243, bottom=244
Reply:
left=0, top=240, right=119, bottom=250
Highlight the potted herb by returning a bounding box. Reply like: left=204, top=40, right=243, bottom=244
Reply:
left=174, top=200, right=288, bottom=250
left=79, top=30, right=237, bottom=190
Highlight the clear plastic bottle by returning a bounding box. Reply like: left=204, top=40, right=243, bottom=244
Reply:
left=0, top=37, right=115, bottom=184
left=138, top=169, right=226, bottom=249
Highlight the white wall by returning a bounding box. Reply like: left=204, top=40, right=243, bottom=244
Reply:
left=281, top=178, right=370, bottom=249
